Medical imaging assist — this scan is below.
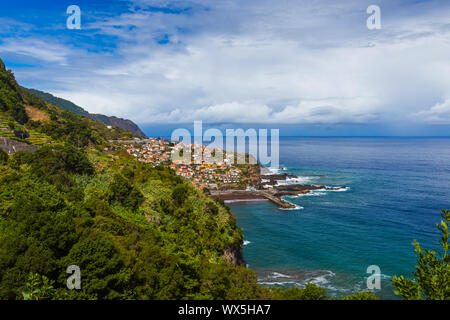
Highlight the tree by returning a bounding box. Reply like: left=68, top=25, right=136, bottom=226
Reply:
left=273, top=283, right=327, bottom=300
left=11, top=104, right=29, bottom=124
left=107, top=173, right=144, bottom=210
left=59, top=237, right=126, bottom=300
left=172, top=184, right=188, bottom=206
left=13, top=144, right=94, bottom=176
left=0, top=147, right=7, bottom=164
left=392, top=209, right=450, bottom=300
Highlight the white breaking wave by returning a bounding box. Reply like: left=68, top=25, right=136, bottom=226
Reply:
left=307, top=271, right=336, bottom=285
left=280, top=204, right=304, bottom=211
left=314, top=186, right=350, bottom=192
left=276, top=176, right=316, bottom=186
left=298, top=191, right=327, bottom=197
left=279, top=197, right=304, bottom=210
left=258, top=270, right=337, bottom=290
left=270, top=272, right=291, bottom=279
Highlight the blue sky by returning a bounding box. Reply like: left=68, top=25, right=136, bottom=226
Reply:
left=1, top=0, right=450, bottom=136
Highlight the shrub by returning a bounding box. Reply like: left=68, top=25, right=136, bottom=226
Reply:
left=0, top=148, right=7, bottom=164
left=392, top=209, right=450, bottom=300
left=107, top=173, right=144, bottom=210
left=172, top=184, right=189, bottom=206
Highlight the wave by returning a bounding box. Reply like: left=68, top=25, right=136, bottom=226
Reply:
left=257, top=268, right=394, bottom=298
left=279, top=196, right=304, bottom=210
left=257, top=269, right=368, bottom=296
left=271, top=272, right=291, bottom=279
left=257, top=270, right=336, bottom=288
left=308, top=271, right=336, bottom=285
left=298, top=191, right=328, bottom=197
left=313, top=186, right=350, bottom=192
left=280, top=204, right=304, bottom=211
left=276, top=176, right=316, bottom=186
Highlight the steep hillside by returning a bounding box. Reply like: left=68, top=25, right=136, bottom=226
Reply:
left=0, top=60, right=141, bottom=154
left=0, top=57, right=283, bottom=300
left=0, top=58, right=357, bottom=301
left=24, top=88, right=148, bottom=138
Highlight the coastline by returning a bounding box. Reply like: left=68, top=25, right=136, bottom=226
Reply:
left=211, top=171, right=347, bottom=209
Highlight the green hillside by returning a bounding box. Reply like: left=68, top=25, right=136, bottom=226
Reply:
left=0, top=60, right=139, bottom=150
left=0, top=58, right=269, bottom=299
left=0, top=58, right=380, bottom=300
left=24, top=88, right=148, bottom=138
left=24, top=88, right=91, bottom=118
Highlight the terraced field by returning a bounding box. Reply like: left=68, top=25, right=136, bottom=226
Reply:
left=0, top=117, right=52, bottom=146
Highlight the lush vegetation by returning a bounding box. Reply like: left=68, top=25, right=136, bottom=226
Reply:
left=392, top=209, right=450, bottom=300
left=4, top=144, right=356, bottom=300
left=0, top=144, right=259, bottom=299
left=1, top=57, right=447, bottom=301
left=0, top=59, right=29, bottom=125
left=0, top=59, right=137, bottom=150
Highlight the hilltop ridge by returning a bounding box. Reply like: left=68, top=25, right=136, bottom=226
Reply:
left=0, top=58, right=141, bottom=153
left=24, top=88, right=148, bottom=138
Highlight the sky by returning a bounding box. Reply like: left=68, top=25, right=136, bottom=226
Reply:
left=1, top=0, right=450, bottom=136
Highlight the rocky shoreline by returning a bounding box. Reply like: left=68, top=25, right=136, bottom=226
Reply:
left=211, top=172, right=347, bottom=209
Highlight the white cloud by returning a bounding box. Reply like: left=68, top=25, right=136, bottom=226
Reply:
left=410, top=99, right=450, bottom=124
left=0, top=38, right=71, bottom=65
left=7, top=0, right=450, bottom=128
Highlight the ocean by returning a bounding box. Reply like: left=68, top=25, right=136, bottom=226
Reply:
left=227, top=137, right=450, bottom=299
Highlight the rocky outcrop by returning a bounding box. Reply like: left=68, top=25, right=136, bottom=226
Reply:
left=224, top=245, right=246, bottom=267
left=91, top=114, right=148, bottom=138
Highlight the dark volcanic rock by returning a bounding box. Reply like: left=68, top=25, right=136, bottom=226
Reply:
left=91, top=115, right=148, bottom=138
left=224, top=245, right=246, bottom=267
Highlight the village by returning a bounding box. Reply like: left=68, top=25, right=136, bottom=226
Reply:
left=124, top=138, right=244, bottom=190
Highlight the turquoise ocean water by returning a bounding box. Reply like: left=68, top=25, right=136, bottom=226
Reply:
left=228, top=137, right=450, bottom=299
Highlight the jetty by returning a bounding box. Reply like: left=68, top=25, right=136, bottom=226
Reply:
left=210, top=190, right=296, bottom=209
left=211, top=184, right=347, bottom=210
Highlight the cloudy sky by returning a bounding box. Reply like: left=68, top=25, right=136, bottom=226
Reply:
left=1, top=0, right=450, bottom=136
